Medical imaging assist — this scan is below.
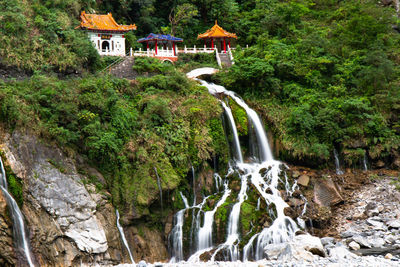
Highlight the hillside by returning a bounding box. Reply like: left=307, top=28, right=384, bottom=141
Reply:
left=0, top=0, right=399, bottom=266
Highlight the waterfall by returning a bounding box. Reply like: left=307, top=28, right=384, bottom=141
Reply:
left=333, top=148, right=344, bottom=175
left=154, top=167, right=163, bottom=212
left=223, top=92, right=273, bottom=162
left=168, top=68, right=304, bottom=262
left=220, top=101, right=243, bottom=163
left=116, top=210, right=135, bottom=264
left=363, top=153, right=368, bottom=171
left=169, top=193, right=190, bottom=262
left=0, top=158, right=35, bottom=267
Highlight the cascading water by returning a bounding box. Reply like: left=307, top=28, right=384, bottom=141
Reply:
left=116, top=210, right=135, bottom=264
left=333, top=148, right=344, bottom=175
left=363, top=153, right=368, bottom=171
left=168, top=68, right=303, bottom=263
left=154, top=167, right=163, bottom=212
left=0, top=158, right=35, bottom=267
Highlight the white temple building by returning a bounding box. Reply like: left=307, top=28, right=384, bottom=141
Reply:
left=77, top=11, right=137, bottom=56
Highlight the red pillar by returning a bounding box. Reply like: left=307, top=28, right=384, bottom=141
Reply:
left=228, top=39, right=231, bottom=49
left=155, top=39, right=158, bottom=55
left=211, top=38, right=214, bottom=50
left=146, top=41, right=149, bottom=50
left=173, top=42, right=176, bottom=56
left=223, top=38, right=227, bottom=53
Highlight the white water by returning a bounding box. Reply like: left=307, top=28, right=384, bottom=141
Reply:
left=220, top=101, right=243, bottom=163
left=0, top=158, right=35, bottom=267
left=198, top=181, right=231, bottom=251
left=363, top=153, right=368, bottom=171
left=116, top=210, right=135, bottom=264
left=223, top=92, right=273, bottom=162
left=169, top=193, right=190, bottom=263
left=168, top=69, right=303, bottom=262
left=333, top=149, right=344, bottom=175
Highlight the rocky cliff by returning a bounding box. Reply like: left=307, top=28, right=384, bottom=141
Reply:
left=0, top=129, right=169, bottom=266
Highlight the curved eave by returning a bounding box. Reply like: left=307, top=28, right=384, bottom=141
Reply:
left=82, top=27, right=136, bottom=33
left=138, top=39, right=183, bottom=43
left=197, top=34, right=237, bottom=39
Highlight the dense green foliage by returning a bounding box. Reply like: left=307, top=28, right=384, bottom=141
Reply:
left=214, top=0, right=400, bottom=167
left=0, top=71, right=227, bottom=214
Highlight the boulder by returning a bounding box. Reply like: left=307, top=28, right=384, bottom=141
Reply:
left=292, top=234, right=326, bottom=257
left=297, top=175, right=310, bottom=187
left=328, top=245, right=358, bottom=260
left=387, top=220, right=400, bottom=229
left=348, top=241, right=360, bottom=251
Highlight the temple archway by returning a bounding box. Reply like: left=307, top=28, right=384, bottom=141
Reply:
left=102, top=41, right=110, bottom=51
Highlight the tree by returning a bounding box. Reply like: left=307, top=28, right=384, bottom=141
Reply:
left=169, top=3, right=198, bottom=35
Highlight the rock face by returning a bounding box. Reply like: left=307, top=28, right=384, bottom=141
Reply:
left=0, top=190, right=16, bottom=266
left=0, top=130, right=171, bottom=266
left=1, top=131, right=126, bottom=266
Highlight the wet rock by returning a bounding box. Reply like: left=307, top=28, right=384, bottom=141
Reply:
left=297, top=175, right=310, bottom=187
left=376, top=160, right=385, bottom=168
left=292, top=170, right=301, bottom=178
left=349, top=241, right=360, bottom=250
left=264, top=243, right=287, bottom=260
left=0, top=190, right=17, bottom=266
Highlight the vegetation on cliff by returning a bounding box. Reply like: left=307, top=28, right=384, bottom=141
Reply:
left=215, top=0, right=400, bottom=167
left=0, top=67, right=227, bottom=216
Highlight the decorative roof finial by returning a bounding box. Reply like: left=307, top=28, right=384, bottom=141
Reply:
left=215, top=20, right=218, bottom=25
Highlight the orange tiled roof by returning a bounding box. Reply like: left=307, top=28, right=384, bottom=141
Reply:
left=78, top=11, right=137, bottom=32
left=198, top=21, right=237, bottom=39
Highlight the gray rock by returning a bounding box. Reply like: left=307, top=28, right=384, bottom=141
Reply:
left=341, top=230, right=357, bottom=238
left=321, top=237, right=336, bottom=246
left=278, top=243, right=316, bottom=262
left=370, top=237, right=386, bottom=248
left=137, top=260, right=147, bottom=267
left=353, top=235, right=372, bottom=248
left=349, top=241, right=360, bottom=250
left=328, top=245, right=358, bottom=260
left=293, top=234, right=326, bottom=257
left=264, top=243, right=287, bottom=260
left=367, top=219, right=385, bottom=230
left=387, top=220, right=400, bottom=229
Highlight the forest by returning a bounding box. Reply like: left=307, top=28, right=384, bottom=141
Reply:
left=1, top=0, right=400, bottom=216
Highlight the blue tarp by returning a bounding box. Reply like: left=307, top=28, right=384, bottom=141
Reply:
left=137, top=33, right=183, bottom=43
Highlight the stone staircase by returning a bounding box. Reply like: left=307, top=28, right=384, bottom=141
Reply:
left=108, top=57, right=136, bottom=79
left=218, top=53, right=233, bottom=68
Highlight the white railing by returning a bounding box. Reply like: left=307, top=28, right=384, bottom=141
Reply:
left=228, top=46, right=235, bottom=65
left=215, top=48, right=222, bottom=68
left=179, top=45, right=215, bottom=54
left=99, top=48, right=126, bottom=56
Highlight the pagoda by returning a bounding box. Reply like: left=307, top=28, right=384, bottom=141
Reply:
left=197, top=21, right=237, bottom=53
left=138, top=33, right=183, bottom=57
left=78, top=11, right=137, bottom=56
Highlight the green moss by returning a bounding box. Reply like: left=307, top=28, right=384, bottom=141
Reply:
left=0, top=152, right=24, bottom=207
